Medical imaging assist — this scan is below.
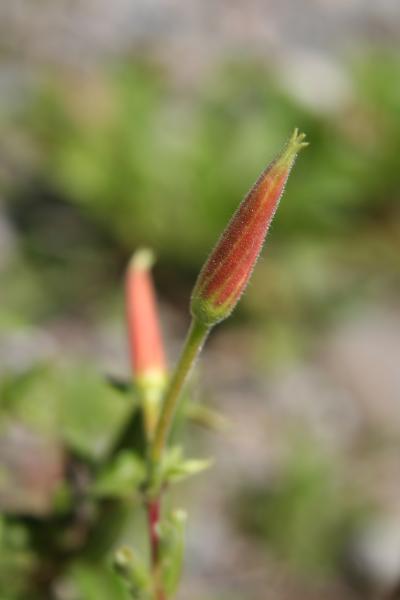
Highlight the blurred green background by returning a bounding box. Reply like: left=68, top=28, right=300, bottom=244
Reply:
left=0, top=1, right=400, bottom=599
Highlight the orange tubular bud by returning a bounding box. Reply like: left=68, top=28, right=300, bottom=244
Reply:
left=125, top=249, right=167, bottom=438
left=191, top=129, right=308, bottom=327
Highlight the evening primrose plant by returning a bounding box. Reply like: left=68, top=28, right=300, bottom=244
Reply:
left=115, top=130, right=307, bottom=599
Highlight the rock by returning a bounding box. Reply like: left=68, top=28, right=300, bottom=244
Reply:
left=345, top=515, right=400, bottom=596
left=0, top=423, right=65, bottom=516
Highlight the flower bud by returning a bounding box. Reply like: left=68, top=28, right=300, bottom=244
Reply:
left=191, top=129, right=307, bottom=327
left=125, top=249, right=167, bottom=437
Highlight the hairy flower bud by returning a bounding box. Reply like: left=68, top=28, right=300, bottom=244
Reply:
left=191, top=129, right=307, bottom=327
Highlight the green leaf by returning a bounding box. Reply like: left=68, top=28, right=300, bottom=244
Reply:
left=0, top=365, right=60, bottom=436
left=93, top=451, right=146, bottom=498
left=0, top=364, right=137, bottom=462
left=160, top=509, right=187, bottom=596
left=58, top=365, right=136, bottom=461
left=113, top=546, right=151, bottom=599
left=70, top=562, right=131, bottom=600
left=161, top=447, right=212, bottom=485
left=0, top=517, right=35, bottom=598
left=185, top=402, right=229, bottom=431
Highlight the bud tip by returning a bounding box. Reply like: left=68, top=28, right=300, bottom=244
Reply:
left=114, top=546, right=135, bottom=570
left=289, top=128, right=309, bottom=152
left=172, top=509, right=187, bottom=524
left=129, top=248, right=155, bottom=272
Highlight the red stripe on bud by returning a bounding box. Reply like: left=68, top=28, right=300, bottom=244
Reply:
left=191, top=129, right=307, bottom=326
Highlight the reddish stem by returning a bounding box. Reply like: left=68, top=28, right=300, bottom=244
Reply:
left=147, top=498, right=160, bottom=564
left=147, top=498, right=166, bottom=600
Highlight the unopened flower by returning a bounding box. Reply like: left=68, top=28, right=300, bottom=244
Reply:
left=125, top=249, right=167, bottom=438
left=191, top=129, right=307, bottom=327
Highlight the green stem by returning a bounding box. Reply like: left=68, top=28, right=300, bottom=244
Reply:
left=151, top=318, right=210, bottom=465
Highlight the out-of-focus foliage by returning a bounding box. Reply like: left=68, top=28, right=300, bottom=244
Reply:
left=234, top=440, right=370, bottom=576
left=2, top=53, right=400, bottom=356
left=0, top=364, right=210, bottom=599
left=0, top=364, right=139, bottom=599
left=12, top=56, right=400, bottom=253
left=0, top=364, right=132, bottom=460
left=0, top=517, right=36, bottom=598
left=0, top=50, right=399, bottom=598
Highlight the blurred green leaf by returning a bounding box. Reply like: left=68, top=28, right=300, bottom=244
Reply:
left=70, top=562, right=131, bottom=600
left=93, top=451, right=146, bottom=498
left=58, top=365, right=135, bottom=461
left=160, top=509, right=187, bottom=596
left=0, top=364, right=136, bottom=462
left=161, top=446, right=212, bottom=485
left=0, top=517, right=35, bottom=599
left=185, top=402, right=229, bottom=432
left=113, top=546, right=151, bottom=599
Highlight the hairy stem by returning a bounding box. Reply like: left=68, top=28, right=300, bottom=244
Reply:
left=151, top=318, right=210, bottom=465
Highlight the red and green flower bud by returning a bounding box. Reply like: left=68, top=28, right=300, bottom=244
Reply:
left=191, top=129, right=307, bottom=327
left=125, top=249, right=167, bottom=438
